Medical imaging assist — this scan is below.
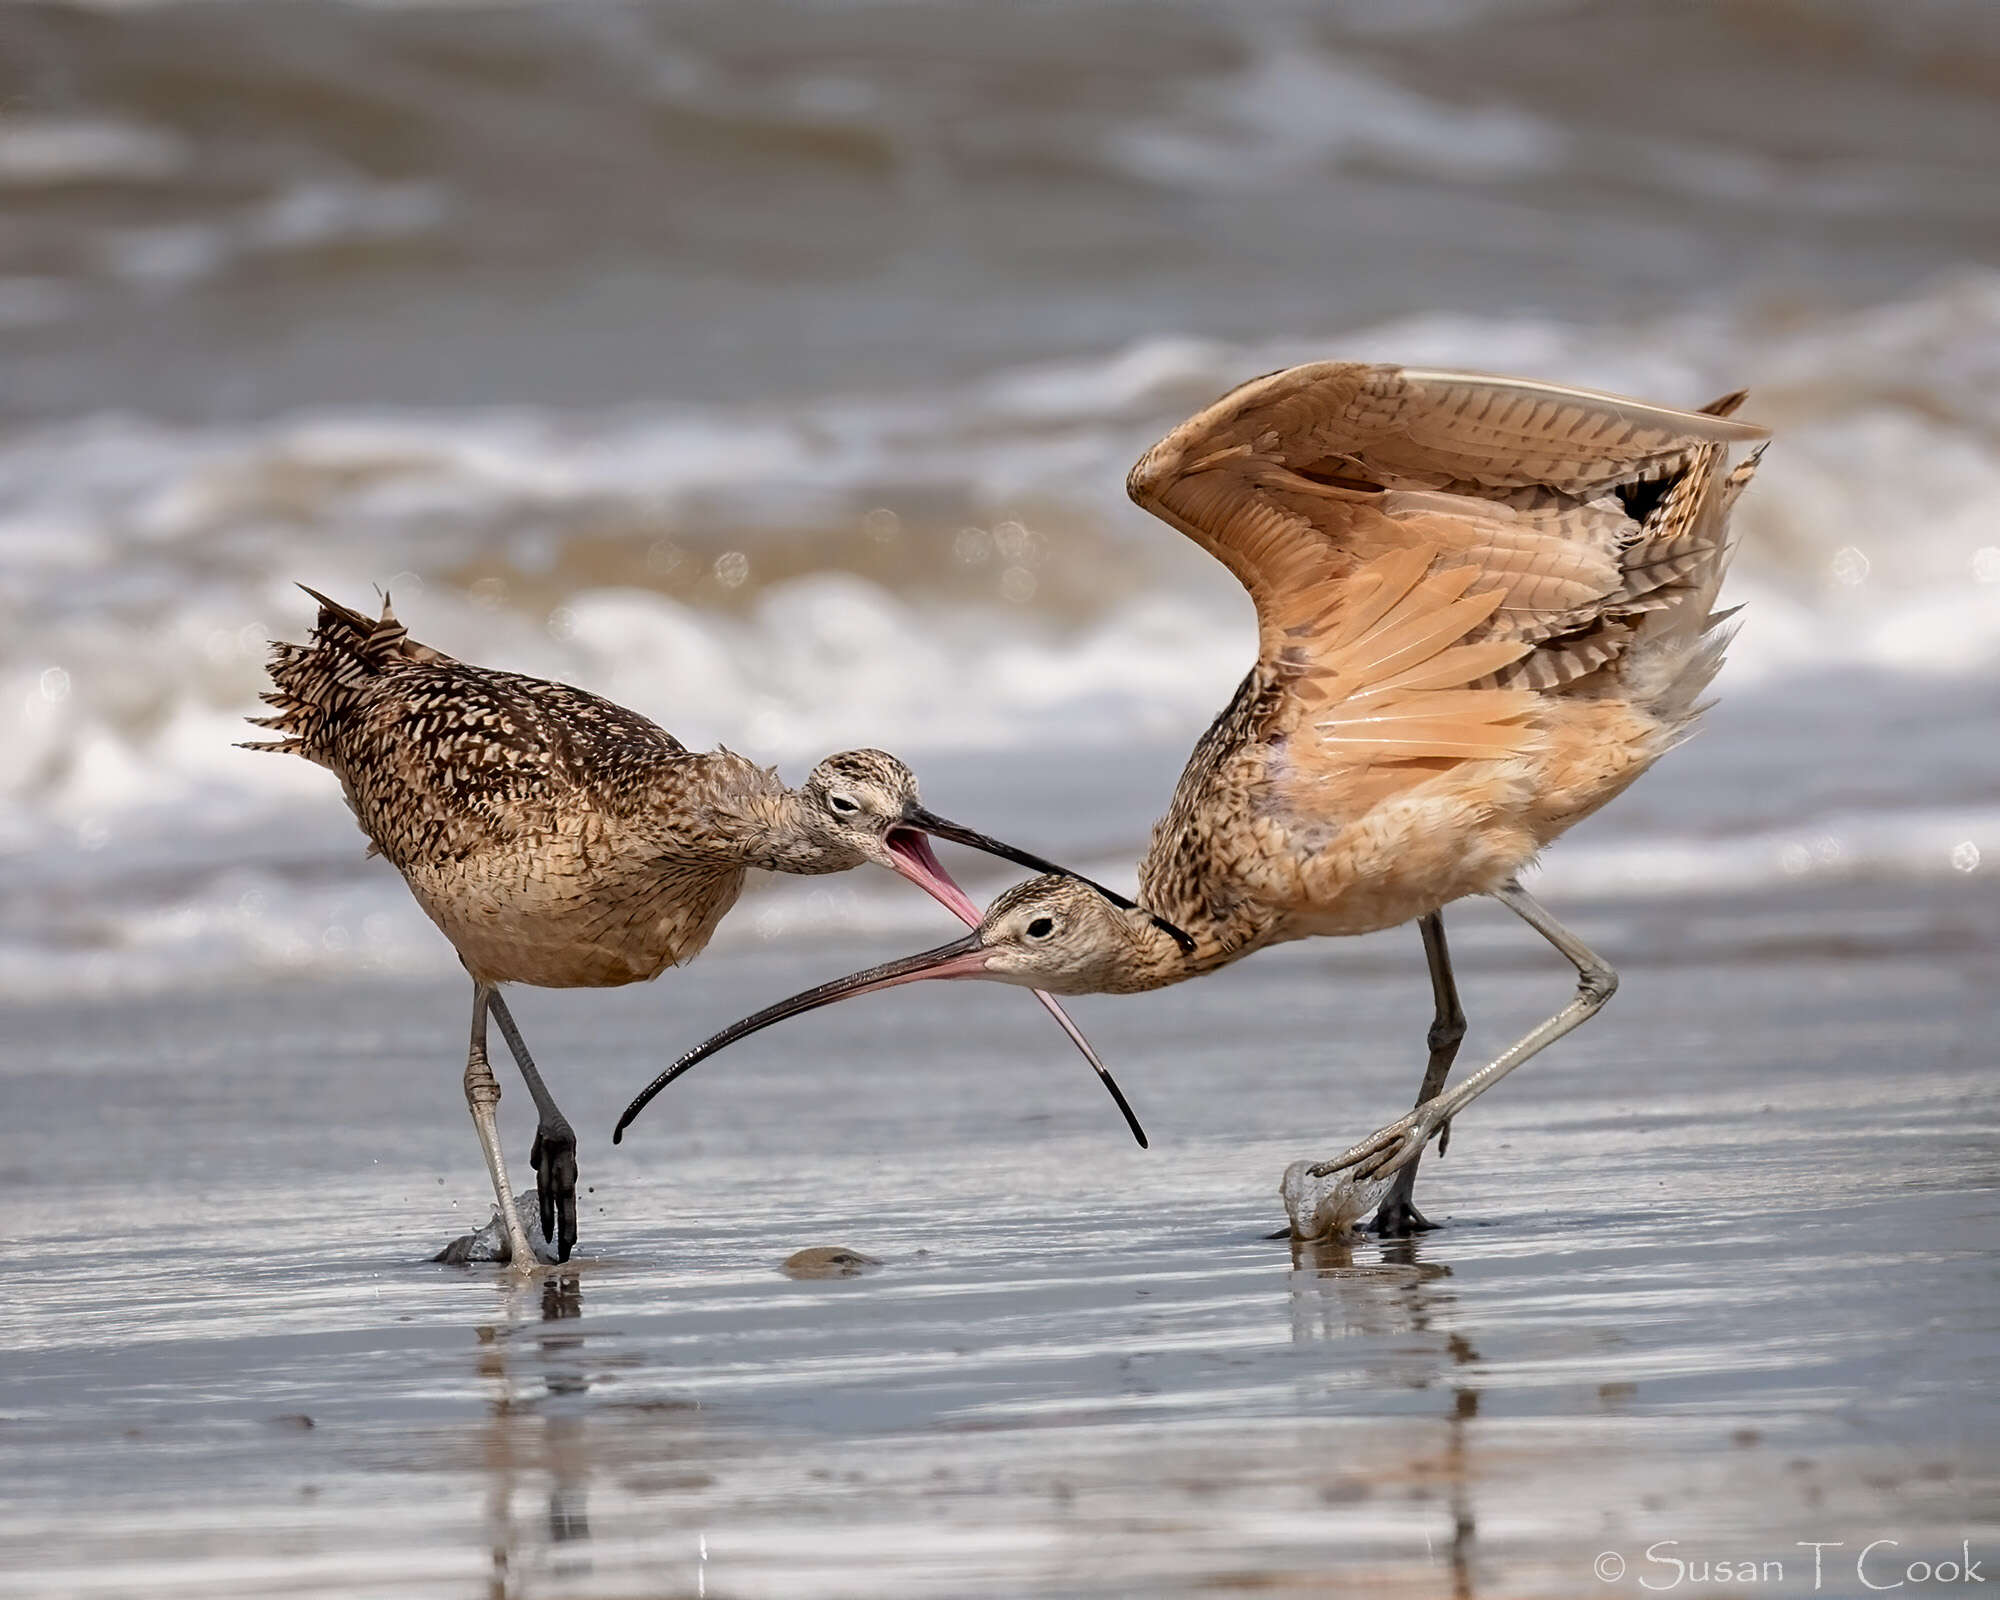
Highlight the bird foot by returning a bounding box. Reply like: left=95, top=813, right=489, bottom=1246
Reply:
left=1309, top=1106, right=1444, bottom=1187
left=1280, top=1159, right=1391, bottom=1242
left=530, top=1121, right=579, bottom=1263
left=434, top=1189, right=561, bottom=1266
left=1367, top=1191, right=1439, bottom=1238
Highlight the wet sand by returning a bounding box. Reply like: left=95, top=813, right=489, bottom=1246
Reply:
left=2, top=877, right=1995, bottom=1597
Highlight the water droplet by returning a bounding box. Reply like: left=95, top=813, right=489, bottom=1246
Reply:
left=546, top=606, right=577, bottom=641
left=862, top=507, right=900, bottom=544
left=1000, top=566, right=1038, bottom=603
left=1830, top=546, right=1870, bottom=586
left=39, top=667, right=69, bottom=703
left=1951, top=840, right=1981, bottom=873
left=952, top=526, right=992, bottom=566
left=713, top=551, right=750, bottom=589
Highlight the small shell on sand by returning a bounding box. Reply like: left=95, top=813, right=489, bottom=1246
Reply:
left=1280, top=1159, right=1391, bottom=1242
left=781, top=1247, right=882, bottom=1280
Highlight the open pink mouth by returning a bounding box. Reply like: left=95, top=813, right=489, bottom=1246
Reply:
left=885, top=826, right=985, bottom=929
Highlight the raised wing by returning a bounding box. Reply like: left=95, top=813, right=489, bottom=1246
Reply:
left=1127, top=363, right=1767, bottom=806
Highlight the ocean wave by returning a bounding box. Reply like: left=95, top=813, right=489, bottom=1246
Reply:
left=0, top=114, right=190, bottom=187
left=7, top=276, right=1999, bottom=781
left=5, top=785, right=1990, bottom=1004
left=4, top=278, right=1999, bottom=995
left=1103, top=24, right=1565, bottom=190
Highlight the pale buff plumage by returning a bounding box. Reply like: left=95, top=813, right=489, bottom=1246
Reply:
left=636, top=364, right=1770, bottom=1239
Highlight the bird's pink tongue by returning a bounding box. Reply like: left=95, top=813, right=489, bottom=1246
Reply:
left=885, top=828, right=985, bottom=928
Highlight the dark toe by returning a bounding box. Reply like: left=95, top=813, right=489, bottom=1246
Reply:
left=1368, top=1197, right=1440, bottom=1238
left=530, top=1126, right=580, bottom=1263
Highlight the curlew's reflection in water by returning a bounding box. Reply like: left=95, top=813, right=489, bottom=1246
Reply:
left=474, top=1273, right=593, bottom=1598
left=1290, top=1236, right=1480, bottom=1600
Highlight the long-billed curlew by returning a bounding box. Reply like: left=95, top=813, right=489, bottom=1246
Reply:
left=616, top=365, right=1768, bottom=1237
left=245, top=590, right=1152, bottom=1267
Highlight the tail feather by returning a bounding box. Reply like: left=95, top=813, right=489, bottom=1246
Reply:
left=1646, top=609, right=1741, bottom=746
left=1718, top=444, right=1766, bottom=518
left=1562, top=417, right=1761, bottom=741
left=297, top=584, right=375, bottom=637
left=244, top=589, right=439, bottom=765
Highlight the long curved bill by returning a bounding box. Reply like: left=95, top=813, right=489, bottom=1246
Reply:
left=612, top=930, right=1148, bottom=1150
left=879, top=819, right=1147, bottom=1149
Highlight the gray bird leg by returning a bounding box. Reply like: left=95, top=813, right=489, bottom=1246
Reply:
left=485, top=990, right=577, bottom=1262
left=1369, top=911, right=1468, bottom=1237
left=1316, top=882, right=1617, bottom=1186
left=465, top=982, right=541, bottom=1269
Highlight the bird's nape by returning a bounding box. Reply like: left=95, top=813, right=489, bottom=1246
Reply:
left=612, top=928, right=1149, bottom=1151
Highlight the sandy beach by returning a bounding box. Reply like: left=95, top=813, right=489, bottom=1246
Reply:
left=4, top=872, right=1993, bottom=1597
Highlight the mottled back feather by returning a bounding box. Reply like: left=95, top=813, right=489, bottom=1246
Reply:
left=243, top=590, right=689, bottom=871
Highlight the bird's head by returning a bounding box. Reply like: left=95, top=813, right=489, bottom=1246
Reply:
left=795, top=748, right=1136, bottom=930
left=796, top=748, right=926, bottom=874
left=951, top=875, right=1195, bottom=995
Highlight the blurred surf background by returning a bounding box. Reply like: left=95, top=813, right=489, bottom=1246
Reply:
left=4, top=0, right=1997, bottom=998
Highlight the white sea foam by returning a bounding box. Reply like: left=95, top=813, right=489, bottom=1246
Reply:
left=0, top=115, right=190, bottom=186
left=1105, top=24, right=1565, bottom=190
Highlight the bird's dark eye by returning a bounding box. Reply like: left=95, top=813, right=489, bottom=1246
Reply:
left=1026, top=916, right=1055, bottom=939
left=828, top=795, right=860, bottom=816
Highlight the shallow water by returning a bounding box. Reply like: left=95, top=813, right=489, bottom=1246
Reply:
left=4, top=878, right=1994, bottom=1596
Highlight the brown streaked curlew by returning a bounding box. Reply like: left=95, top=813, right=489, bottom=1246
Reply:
left=617, top=364, right=1769, bottom=1238
left=244, top=590, right=1153, bottom=1268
